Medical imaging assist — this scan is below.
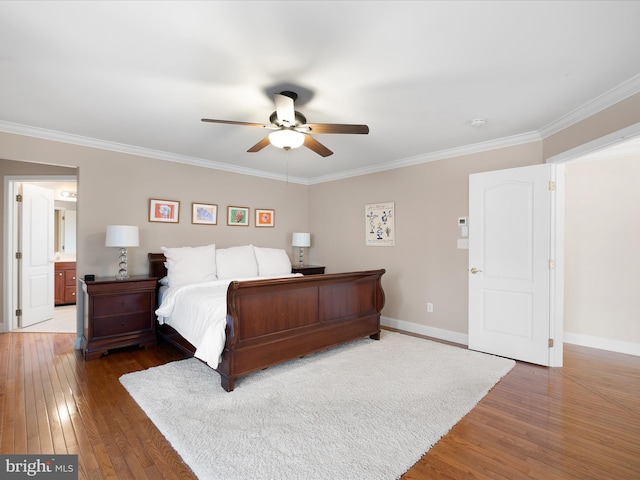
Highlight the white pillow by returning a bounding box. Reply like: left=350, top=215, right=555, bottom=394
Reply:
left=161, top=244, right=217, bottom=287
left=216, top=245, right=259, bottom=279
left=254, top=246, right=292, bottom=277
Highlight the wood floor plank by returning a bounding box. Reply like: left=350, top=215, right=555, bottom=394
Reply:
left=1, top=330, right=639, bottom=479
left=0, top=333, right=17, bottom=453
left=24, top=334, right=43, bottom=453
left=11, top=333, right=28, bottom=454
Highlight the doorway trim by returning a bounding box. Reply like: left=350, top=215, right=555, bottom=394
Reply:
left=3, top=174, right=77, bottom=332
left=544, top=122, right=640, bottom=359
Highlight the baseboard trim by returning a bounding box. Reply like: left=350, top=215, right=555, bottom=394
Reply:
left=381, top=316, right=469, bottom=346
left=381, top=318, right=640, bottom=358
left=564, top=332, right=640, bottom=357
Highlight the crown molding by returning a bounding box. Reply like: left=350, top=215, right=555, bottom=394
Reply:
left=539, top=73, right=640, bottom=139
left=308, top=131, right=541, bottom=184
left=0, top=119, right=539, bottom=185
left=0, top=121, right=309, bottom=185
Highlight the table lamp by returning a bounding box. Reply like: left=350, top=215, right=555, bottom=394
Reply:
left=291, top=232, right=311, bottom=267
left=105, top=225, right=139, bottom=280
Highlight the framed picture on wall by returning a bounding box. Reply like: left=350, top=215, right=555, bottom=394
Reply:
left=149, top=198, right=180, bottom=223
left=365, top=201, right=395, bottom=246
left=192, top=202, right=218, bottom=225
left=227, top=206, right=250, bottom=226
left=255, top=208, right=275, bottom=227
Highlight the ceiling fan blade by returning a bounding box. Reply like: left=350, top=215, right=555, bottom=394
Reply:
left=202, top=118, right=269, bottom=128
left=303, top=134, right=333, bottom=157
left=274, top=94, right=296, bottom=126
left=247, top=136, right=271, bottom=153
left=304, top=123, right=369, bottom=134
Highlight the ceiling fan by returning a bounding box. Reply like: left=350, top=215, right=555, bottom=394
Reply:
left=201, top=91, right=369, bottom=157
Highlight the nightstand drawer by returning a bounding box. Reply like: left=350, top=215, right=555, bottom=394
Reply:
left=92, top=292, right=151, bottom=316
left=93, top=312, right=151, bottom=338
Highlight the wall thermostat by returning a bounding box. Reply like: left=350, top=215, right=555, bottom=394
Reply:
left=458, top=217, right=469, bottom=237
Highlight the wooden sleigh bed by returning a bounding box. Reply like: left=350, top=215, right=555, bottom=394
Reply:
left=148, top=253, right=385, bottom=391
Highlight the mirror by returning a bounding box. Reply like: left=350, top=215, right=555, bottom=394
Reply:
left=54, top=206, right=77, bottom=254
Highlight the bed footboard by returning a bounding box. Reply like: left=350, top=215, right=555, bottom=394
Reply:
left=218, top=270, right=385, bottom=391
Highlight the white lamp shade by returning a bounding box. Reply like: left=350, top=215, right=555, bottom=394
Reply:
left=269, top=129, right=305, bottom=149
left=292, top=232, right=311, bottom=247
left=105, top=225, right=139, bottom=247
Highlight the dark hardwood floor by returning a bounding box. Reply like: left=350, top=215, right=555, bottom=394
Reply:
left=1, top=330, right=639, bottom=479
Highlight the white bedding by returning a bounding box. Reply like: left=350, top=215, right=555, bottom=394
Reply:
left=155, top=275, right=301, bottom=368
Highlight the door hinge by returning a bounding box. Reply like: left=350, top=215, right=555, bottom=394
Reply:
left=16, top=194, right=22, bottom=202
left=16, top=309, right=22, bottom=317
left=548, top=181, right=556, bottom=191
left=548, top=338, right=554, bottom=348
left=15, top=252, right=22, bottom=259
left=549, top=260, right=555, bottom=269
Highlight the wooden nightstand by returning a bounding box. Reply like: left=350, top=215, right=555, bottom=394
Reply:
left=291, top=265, right=326, bottom=275
left=80, top=275, right=157, bottom=360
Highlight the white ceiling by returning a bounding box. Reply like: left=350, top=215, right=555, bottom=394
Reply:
left=1, top=1, right=640, bottom=183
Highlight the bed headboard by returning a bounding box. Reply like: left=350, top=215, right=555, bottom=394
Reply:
left=148, top=253, right=167, bottom=279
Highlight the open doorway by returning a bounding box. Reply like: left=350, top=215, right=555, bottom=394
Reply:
left=5, top=175, right=77, bottom=333
left=548, top=126, right=640, bottom=357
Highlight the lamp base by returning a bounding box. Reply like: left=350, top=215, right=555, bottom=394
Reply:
left=115, top=248, right=129, bottom=280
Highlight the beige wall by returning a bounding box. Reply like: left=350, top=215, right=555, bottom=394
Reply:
left=309, top=142, right=544, bottom=336
left=564, top=155, right=640, bottom=346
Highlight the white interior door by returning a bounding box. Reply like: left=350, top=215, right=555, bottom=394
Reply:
left=20, top=183, right=55, bottom=327
left=468, top=164, right=562, bottom=366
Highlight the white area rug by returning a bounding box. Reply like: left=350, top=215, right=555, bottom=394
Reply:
left=120, top=331, right=515, bottom=480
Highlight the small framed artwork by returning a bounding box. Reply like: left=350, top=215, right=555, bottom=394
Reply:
left=365, top=201, right=395, bottom=246
left=149, top=198, right=180, bottom=223
left=227, top=206, right=250, bottom=226
left=192, top=202, right=218, bottom=225
left=255, top=208, right=275, bottom=227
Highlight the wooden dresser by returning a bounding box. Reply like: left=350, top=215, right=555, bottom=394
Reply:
left=54, top=261, right=77, bottom=305
left=80, top=276, right=157, bottom=360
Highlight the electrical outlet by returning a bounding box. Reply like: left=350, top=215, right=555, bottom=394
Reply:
left=427, top=303, right=433, bottom=313
left=457, top=238, right=469, bottom=249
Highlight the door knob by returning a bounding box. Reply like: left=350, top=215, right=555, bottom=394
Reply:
left=470, top=267, right=483, bottom=274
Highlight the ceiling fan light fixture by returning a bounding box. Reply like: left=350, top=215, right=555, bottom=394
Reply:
left=268, top=129, right=305, bottom=150
left=202, top=91, right=367, bottom=157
